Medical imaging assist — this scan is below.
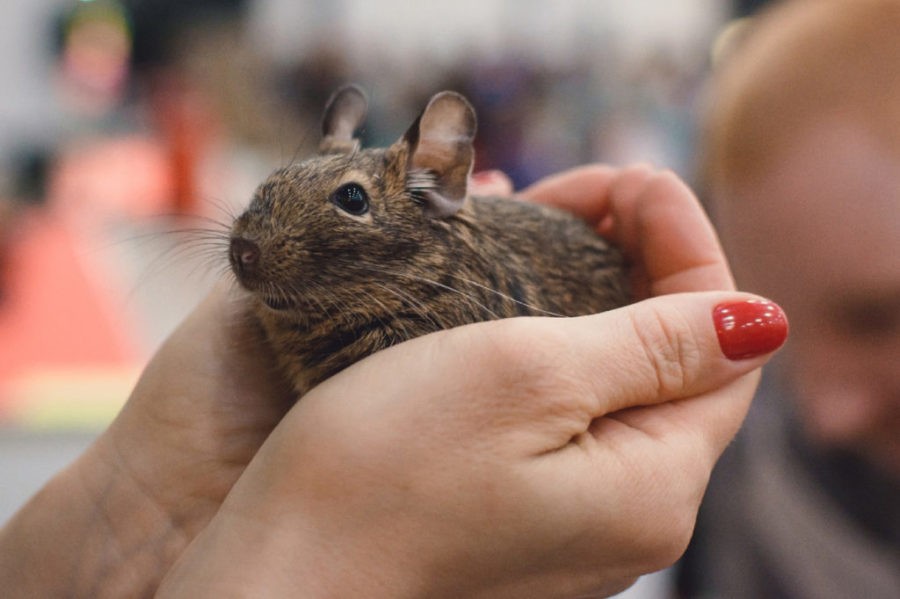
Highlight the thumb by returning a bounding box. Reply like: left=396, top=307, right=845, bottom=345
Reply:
left=539, top=292, right=787, bottom=438
left=492, top=292, right=788, bottom=454
left=522, top=292, right=788, bottom=482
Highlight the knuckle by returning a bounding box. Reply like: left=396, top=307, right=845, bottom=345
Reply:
left=625, top=162, right=656, bottom=174
left=628, top=303, right=702, bottom=399
left=621, top=163, right=657, bottom=183
left=652, top=168, right=682, bottom=186
left=642, top=169, right=688, bottom=207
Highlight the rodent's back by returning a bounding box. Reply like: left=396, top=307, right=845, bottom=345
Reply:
left=453, top=194, right=628, bottom=317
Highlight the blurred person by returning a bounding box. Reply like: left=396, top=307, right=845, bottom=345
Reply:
left=734, top=0, right=777, bottom=17
left=677, top=1, right=900, bottom=596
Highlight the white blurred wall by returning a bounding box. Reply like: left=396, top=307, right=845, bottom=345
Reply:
left=251, top=0, right=727, bottom=67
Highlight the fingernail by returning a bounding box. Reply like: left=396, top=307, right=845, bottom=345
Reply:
left=714, top=299, right=788, bottom=360
left=471, top=170, right=504, bottom=184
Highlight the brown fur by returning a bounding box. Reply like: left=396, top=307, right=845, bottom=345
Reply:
left=229, top=86, right=630, bottom=396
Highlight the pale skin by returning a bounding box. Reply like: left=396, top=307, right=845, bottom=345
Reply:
left=0, top=165, right=778, bottom=597
left=715, top=119, right=900, bottom=479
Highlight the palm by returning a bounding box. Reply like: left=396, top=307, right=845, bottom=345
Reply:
left=101, top=283, right=294, bottom=533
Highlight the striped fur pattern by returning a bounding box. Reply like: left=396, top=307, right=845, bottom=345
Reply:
left=229, top=88, right=629, bottom=397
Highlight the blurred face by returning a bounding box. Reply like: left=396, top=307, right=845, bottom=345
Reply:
left=716, top=119, right=900, bottom=479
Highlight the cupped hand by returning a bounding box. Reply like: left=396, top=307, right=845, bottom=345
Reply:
left=160, top=291, right=784, bottom=599
left=155, top=165, right=785, bottom=598
left=102, top=164, right=729, bottom=554
left=89, top=282, right=296, bottom=531
left=0, top=282, right=296, bottom=596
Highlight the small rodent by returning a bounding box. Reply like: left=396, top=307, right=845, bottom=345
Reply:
left=229, top=85, right=630, bottom=396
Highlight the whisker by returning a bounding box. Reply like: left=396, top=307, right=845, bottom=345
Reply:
left=371, top=281, right=445, bottom=332
left=367, top=267, right=502, bottom=320
left=355, top=288, right=401, bottom=339
left=367, top=264, right=563, bottom=318
left=198, top=195, right=242, bottom=225
left=116, top=221, right=231, bottom=304
left=365, top=286, right=429, bottom=339
left=441, top=272, right=563, bottom=318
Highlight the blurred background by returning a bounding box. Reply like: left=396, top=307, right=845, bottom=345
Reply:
left=0, top=0, right=767, bottom=577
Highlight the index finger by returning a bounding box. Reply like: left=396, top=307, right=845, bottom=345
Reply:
left=519, top=164, right=619, bottom=224
left=521, top=165, right=735, bottom=297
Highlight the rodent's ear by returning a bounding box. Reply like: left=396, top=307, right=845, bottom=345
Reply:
left=320, top=84, right=368, bottom=155
left=402, top=91, right=476, bottom=218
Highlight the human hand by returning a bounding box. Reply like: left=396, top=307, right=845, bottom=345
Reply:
left=158, top=297, right=785, bottom=598
left=0, top=283, right=296, bottom=595
left=90, top=281, right=297, bottom=525
left=2, top=164, right=773, bottom=597
left=156, top=166, right=786, bottom=597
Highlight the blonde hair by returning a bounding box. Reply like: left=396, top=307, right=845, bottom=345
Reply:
left=702, top=0, right=900, bottom=191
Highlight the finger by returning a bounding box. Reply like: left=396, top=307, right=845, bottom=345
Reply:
left=584, top=291, right=785, bottom=408
left=609, top=170, right=734, bottom=295
left=470, top=170, right=514, bottom=197
left=519, top=164, right=619, bottom=224
left=607, top=370, right=761, bottom=466
left=522, top=165, right=733, bottom=297
left=596, top=163, right=659, bottom=245
left=323, top=291, right=785, bottom=453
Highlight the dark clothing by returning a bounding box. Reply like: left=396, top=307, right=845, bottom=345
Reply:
left=677, top=370, right=900, bottom=598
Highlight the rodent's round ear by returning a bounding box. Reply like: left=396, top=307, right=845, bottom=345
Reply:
left=320, top=84, right=369, bottom=155
left=403, top=91, right=477, bottom=218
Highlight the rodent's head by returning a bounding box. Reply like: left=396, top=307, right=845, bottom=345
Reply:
left=229, top=85, right=477, bottom=314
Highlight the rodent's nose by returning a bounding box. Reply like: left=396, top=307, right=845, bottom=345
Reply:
left=229, top=237, right=260, bottom=277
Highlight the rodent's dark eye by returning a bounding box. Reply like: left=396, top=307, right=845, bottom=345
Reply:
left=330, top=183, right=370, bottom=216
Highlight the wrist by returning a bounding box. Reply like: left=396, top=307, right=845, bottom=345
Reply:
left=0, top=434, right=190, bottom=596
left=155, top=422, right=437, bottom=599
left=157, top=493, right=428, bottom=598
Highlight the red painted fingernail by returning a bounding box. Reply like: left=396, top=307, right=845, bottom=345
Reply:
left=714, top=299, right=788, bottom=360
